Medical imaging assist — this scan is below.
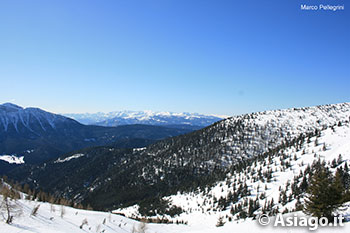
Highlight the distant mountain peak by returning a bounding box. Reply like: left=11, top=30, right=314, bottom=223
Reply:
left=1, top=102, right=24, bottom=110
left=0, top=103, right=77, bottom=134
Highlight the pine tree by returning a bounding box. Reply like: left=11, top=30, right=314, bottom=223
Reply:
left=329, top=169, right=345, bottom=205
left=304, top=164, right=344, bottom=220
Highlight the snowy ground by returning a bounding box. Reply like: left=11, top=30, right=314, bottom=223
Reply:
left=0, top=198, right=190, bottom=233
left=1, top=198, right=349, bottom=233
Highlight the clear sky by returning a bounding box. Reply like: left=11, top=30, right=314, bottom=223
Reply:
left=0, top=0, right=349, bottom=116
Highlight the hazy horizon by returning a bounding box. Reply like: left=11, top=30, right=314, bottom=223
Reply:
left=2, top=101, right=350, bottom=120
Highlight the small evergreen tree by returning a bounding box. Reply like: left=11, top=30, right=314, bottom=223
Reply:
left=304, top=164, right=344, bottom=220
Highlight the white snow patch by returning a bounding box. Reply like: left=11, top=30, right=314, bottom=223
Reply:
left=54, top=154, right=85, bottom=163
left=133, top=147, right=147, bottom=152
left=0, top=155, right=25, bottom=164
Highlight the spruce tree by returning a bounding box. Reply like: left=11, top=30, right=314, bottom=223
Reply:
left=304, top=164, right=344, bottom=220
left=329, top=169, right=345, bottom=206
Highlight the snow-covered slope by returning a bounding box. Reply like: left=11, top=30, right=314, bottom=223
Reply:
left=201, top=102, right=350, bottom=165
left=0, top=194, right=349, bottom=232
left=117, top=121, right=350, bottom=228
left=0, top=196, right=190, bottom=233
left=65, top=110, right=225, bottom=127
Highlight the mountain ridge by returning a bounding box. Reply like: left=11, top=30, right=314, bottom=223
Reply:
left=64, top=110, right=225, bottom=127
left=9, top=102, right=350, bottom=214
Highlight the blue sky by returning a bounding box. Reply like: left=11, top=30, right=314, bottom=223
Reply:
left=0, top=0, right=349, bottom=116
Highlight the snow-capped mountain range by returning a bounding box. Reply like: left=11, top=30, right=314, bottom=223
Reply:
left=64, top=111, right=225, bottom=127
